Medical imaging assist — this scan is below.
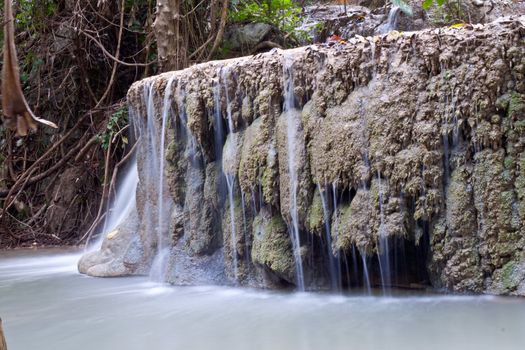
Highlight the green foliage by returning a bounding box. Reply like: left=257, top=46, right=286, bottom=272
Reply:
left=426, top=0, right=467, bottom=26
left=20, top=49, right=44, bottom=86
left=423, top=0, right=447, bottom=11
left=229, top=0, right=307, bottom=41
left=0, top=0, right=55, bottom=78
left=100, top=107, right=129, bottom=150
left=14, top=0, right=58, bottom=32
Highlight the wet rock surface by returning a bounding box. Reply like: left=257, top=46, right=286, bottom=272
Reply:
left=78, top=207, right=146, bottom=277
left=83, top=17, right=525, bottom=296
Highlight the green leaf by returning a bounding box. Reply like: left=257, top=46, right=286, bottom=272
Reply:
left=422, top=0, right=434, bottom=10
left=436, top=0, right=446, bottom=6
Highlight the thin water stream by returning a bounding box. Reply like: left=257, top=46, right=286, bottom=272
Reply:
left=1, top=249, right=525, bottom=350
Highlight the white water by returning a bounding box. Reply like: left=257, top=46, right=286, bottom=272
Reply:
left=3, top=249, right=525, bottom=350
left=282, top=55, right=305, bottom=291
left=319, top=185, right=340, bottom=291
left=377, top=170, right=391, bottom=294
left=91, top=159, right=139, bottom=249
left=221, top=67, right=240, bottom=283
left=149, top=77, right=175, bottom=282
left=139, top=81, right=174, bottom=282
left=226, top=174, right=239, bottom=282
left=361, top=253, right=372, bottom=294
left=381, top=6, right=401, bottom=34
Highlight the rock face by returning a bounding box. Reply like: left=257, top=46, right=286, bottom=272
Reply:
left=81, top=17, right=525, bottom=296
left=78, top=207, right=146, bottom=277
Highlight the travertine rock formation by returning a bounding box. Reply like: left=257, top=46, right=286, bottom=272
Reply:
left=80, top=17, right=525, bottom=296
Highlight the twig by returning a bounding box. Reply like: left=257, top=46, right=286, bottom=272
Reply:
left=206, top=0, right=229, bottom=60
left=111, top=124, right=129, bottom=143
left=0, top=132, right=90, bottom=214
left=0, top=112, right=94, bottom=199
left=78, top=29, right=156, bottom=67
left=95, top=0, right=126, bottom=108
left=79, top=140, right=138, bottom=246
left=1, top=167, right=36, bottom=220
left=75, top=134, right=100, bottom=162
left=78, top=139, right=113, bottom=245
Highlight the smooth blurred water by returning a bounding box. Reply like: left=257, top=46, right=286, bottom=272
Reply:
left=1, top=249, right=525, bottom=350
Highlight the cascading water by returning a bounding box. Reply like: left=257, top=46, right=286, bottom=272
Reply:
left=319, top=185, right=340, bottom=291
left=213, top=75, right=225, bottom=161
left=241, top=191, right=250, bottom=266
left=357, top=97, right=373, bottom=293
left=282, top=54, right=305, bottom=291
left=90, top=158, right=139, bottom=249
left=377, top=170, right=391, bottom=294
left=442, top=85, right=451, bottom=190
left=351, top=245, right=359, bottom=288
left=380, top=6, right=401, bottom=34
left=149, top=77, right=176, bottom=282
left=141, top=82, right=160, bottom=261
left=361, top=253, right=372, bottom=294
left=220, top=67, right=240, bottom=283
left=225, top=174, right=239, bottom=282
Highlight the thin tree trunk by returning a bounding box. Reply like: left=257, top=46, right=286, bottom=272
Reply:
left=206, top=0, right=229, bottom=60
left=153, top=0, right=185, bottom=71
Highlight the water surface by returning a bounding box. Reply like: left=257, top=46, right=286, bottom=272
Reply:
left=1, top=249, right=524, bottom=350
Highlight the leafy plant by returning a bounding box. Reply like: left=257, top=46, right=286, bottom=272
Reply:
left=15, top=0, right=58, bottom=32
left=392, top=0, right=466, bottom=26
left=229, top=0, right=307, bottom=42
left=100, top=107, right=129, bottom=150
left=423, top=0, right=467, bottom=26
left=422, top=0, right=447, bottom=10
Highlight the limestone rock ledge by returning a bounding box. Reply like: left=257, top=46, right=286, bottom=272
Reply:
left=82, top=17, right=525, bottom=295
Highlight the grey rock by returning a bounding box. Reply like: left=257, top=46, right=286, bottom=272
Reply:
left=225, top=23, right=273, bottom=51
left=78, top=205, right=143, bottom=277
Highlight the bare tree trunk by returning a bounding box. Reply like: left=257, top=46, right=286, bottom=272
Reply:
left=153, top=0, right=186, bottom=71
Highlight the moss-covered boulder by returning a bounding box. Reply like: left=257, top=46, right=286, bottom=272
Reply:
left=251, top=209, right=296, bottom=284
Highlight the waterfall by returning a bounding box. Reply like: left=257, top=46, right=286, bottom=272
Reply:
left=149, top=77, right=176, bottom=282
left=380, top=6, right=401, bottom=34
left=220, top=67, right=240, bottom=283
left=225, top=174, right=239, bottom=282
left=90, top=158, right=138, bottom=249
left=351, top=245, right=359, bottom=288
left=361, top=253, right=372, bottom=294
left=319, top=185, right=341, bottom=291
left=141, top=82, right=160, bottom=263
left=377, top=170, right=391, bottom=294
left=442, top=90, right=451, bottom=190
left=282, top=55, right=305, bottom=291
left=241, top=190, right=250, bottom=266
left=213, top=75, right=225, bottom=162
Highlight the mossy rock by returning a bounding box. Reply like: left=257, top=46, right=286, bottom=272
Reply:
left=306, top=187, right=325, bottom=236
left=251, top=210, right=296, bottom=284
